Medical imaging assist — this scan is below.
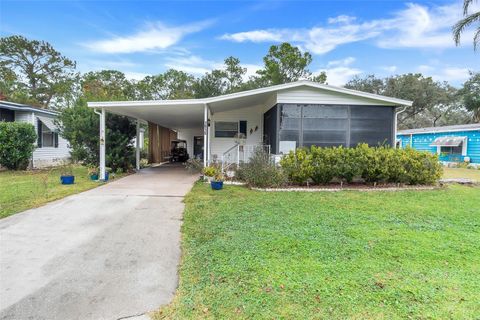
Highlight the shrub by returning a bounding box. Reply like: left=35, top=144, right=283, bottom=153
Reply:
left=310, top=146, right=336, bottom=184
left=356, top=144, right=390, bottom=183
left=280, top=145, right=442, bottom=186
left=384, top=148, right=409, bottom=184
left=236, top=147, right=286, bottom=188
left=280, top=148, right=313, bottom=185
left=402, top=147, right=442, bottom=185
left=332, top=146, right=360, bottom=184
left=0, top=122, right=37, bottom=170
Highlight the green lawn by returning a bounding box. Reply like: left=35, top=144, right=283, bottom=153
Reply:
left=155, top=183, right=480, bottom=319
left=0, top=166, right=124, bottom=219
left=443, top=167, right=480, bottom=182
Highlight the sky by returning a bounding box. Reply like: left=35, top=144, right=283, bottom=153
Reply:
left=1, top=0, right=479, bottom=87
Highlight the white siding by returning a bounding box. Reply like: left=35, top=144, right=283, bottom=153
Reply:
left=276, top=87, right=397, bottom=106
left=32, top=113, right=70, bottom=168
left=210, top=105, right=263, bottom=160
left=177, top=128, right=204, bottom=158
left=14, top=111, right=34, bottom=124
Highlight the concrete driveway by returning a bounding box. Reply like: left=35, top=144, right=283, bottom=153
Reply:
left=0, top=164, right=198, bottom=320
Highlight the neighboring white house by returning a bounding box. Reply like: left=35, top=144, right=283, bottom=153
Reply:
left=88, top=80, right=413, bottom=180
left=0, top=101, right=70, bottom=168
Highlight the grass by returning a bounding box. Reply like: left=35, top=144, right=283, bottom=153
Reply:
left=443, top=167, right=480, bottom=182
left=0, top=166, right=125, bottom=219
left=155, top=183, right=480, bottom=319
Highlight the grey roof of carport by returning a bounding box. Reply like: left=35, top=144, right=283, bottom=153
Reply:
left=87, top=80, right=413, bottom=130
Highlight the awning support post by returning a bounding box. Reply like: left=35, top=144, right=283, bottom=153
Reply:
left=99, top=108, right=106, bottom=181
left=136, top=120, right=140, bottom=171
left=203, top=104, right=208, bottom=168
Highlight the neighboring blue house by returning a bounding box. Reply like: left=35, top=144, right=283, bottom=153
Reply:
left=397, top=123, right=480, bottom=164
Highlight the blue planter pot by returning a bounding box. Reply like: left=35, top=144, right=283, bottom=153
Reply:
left=60, top=175, right=75, bottom=185
left=211, top=181, right=223, bottom=190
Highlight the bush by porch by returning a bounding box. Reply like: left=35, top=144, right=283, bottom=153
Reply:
left=233, top=144, right=443, bottom=188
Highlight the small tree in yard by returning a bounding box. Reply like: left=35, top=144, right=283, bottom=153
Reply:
left=0, top=122, right=37, bottom=170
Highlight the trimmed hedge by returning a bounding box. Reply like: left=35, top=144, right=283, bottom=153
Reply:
left=0, top=122, right=37, bottom=170
left=280, top=144, right=442, bottom=186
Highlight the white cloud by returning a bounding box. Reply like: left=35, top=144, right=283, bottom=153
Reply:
left=165, top=54, right=261, bottom=81
left=418, top=65, right=470, bottom=83
left=220, top=1, right=472, bottom=53
left=124, top=71, right=150, bottom=80
left=375, top=3, right=463, bottom=49
left=316, top=57, right=362, bottom=86
left=220, top=30, right=286, bottom=43
left=242, top=63, right=263, bottom=80
left=84, top=20, right=212, bottom=54
left=381, top=65, right=398, bottom=73
left=327, top=15, right=356, bottom=24
left=327, top=57, right=356, bottom=67
left=164, top=55, right=221, bottom=75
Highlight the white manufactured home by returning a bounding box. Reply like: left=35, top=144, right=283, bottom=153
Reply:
left=88, top=81, right=412, bottom=180
left=0, top=101, right=70, bottom=168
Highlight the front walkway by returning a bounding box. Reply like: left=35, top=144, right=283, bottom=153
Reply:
left=0, top=164, right=198, bottom=320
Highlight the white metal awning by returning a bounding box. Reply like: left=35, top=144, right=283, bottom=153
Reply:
left=37, top=116, right=58, bottom=132
left=430, top=136, right=465, bottom=147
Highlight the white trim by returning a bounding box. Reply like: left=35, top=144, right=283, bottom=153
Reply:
left=394, top=106, right=407, bottom=148
left=203, top=104, right=208, bottom=168
left=0, top=102, right=58, bottom=116
left=135, top=120, right=140, bottom=171
left=87, top=80, right=413, bottom=109
left=398, top=126, right=480, bottom=135
left=97, top=108, right=106, bottom=181
left=435, top=136, right=468, bottom=156
left=395, top=138, right=402, bottom=148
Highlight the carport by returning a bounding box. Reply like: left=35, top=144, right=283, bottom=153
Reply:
left=88, top=100, right=208, bottom=180
left=87, top=87, right=275, bottom=180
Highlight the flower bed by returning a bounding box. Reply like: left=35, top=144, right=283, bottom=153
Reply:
left=235, top=144, right=443, bottom=188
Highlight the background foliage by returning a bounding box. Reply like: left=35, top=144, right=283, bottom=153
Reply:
left=0, top=35, right=478, bottom=171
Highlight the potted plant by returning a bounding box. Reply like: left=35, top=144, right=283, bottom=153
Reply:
left=211, top=172, right=224, bottom=190
left=88, top=166, right=99, bottom=180
left=60, top=162, right=75, bottom=185
left=202, top=166, right=217, bottom=182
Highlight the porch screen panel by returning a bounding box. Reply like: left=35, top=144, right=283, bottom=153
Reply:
left=302, top=105, right=348, bottom=147
left=279, top=104, right=301, bottom=148
left=263, top=105, right=278, bottom=154
left=350, top=105, right=393, bottom=146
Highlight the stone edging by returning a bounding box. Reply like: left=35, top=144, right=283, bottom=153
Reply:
left=251, top=186, right=439, bottom=192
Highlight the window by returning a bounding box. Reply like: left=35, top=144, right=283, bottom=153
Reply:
left=440, top=146, right=463, bottom=154
left=41, top=124, right=54, bottom=147
left=37, top=119, right=58, bottom=148
left=214, top=121, right=247, bottom=138
left=0, top=108, right=14, bottom=122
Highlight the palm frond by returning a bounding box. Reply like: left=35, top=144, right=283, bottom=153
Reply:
left=474, top=26, right=480, bottom=50
left=453, top=11, right=480, bottom=46
left=463, top=0, right=478, bottom=15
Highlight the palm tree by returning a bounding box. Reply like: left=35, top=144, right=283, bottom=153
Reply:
left=453, top=0, right=480, bottom=50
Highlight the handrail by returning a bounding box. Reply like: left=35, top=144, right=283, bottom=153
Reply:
left=223, top=143, right=239, bottom=155
left=221, top=143, right=239, bottom=173
left=221, top=143, right=272, bottom=173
